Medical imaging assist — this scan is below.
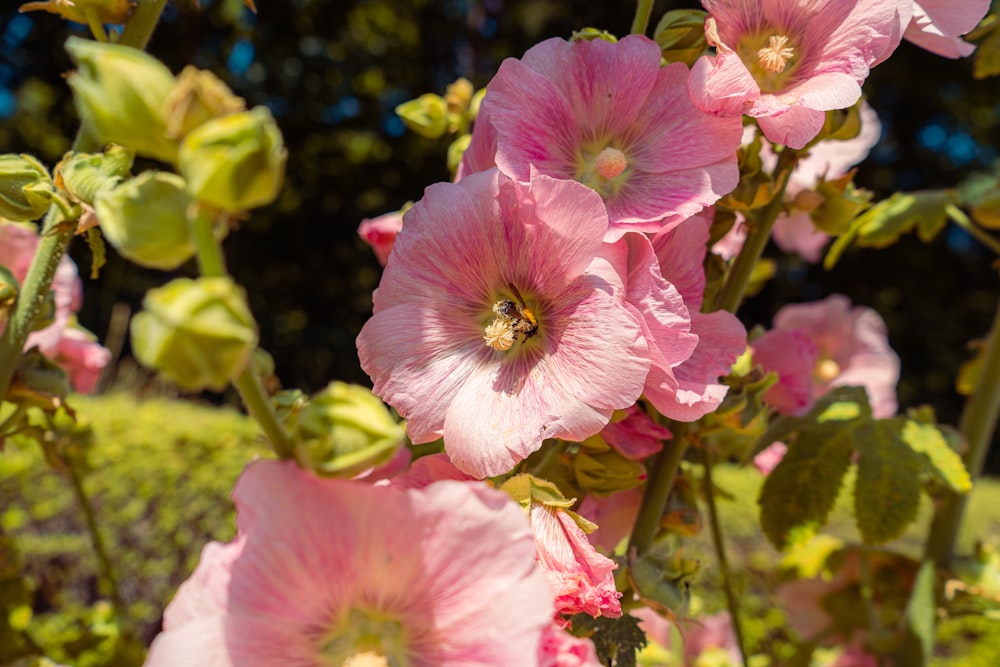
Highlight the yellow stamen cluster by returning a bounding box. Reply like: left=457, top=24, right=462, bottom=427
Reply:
left=344, top=651, right=391, bottom=667
left=757, top=35, right=795, bottom=73
left=484, top=298, right=537, bottom=351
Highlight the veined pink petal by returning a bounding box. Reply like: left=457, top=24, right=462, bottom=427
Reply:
left=904, top=0, right=990, bottom=58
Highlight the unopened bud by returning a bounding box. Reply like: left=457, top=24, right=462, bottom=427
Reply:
left=130, top=277, right=258, bottom=391
left=65, top=37, right=178, bottom=163
left=55, top=145, right=133, bottom=206
left=571, top=28, right=618, bottom=43
left=164, top=66, right=247, bottom=140
left=574, top=449, right=646, bottom=494
left=20, top=0, right=134, bottom=25
left=395, top=94, right=449, bottom=139
left=444, top=78, right=474, bottom=115
left=95, top=171, right=196, bottom=270
left=178, top=106, right=287, bottom=212
left=294, top=381, right=406, bottom=477
left=0, top=154, right=54, bottom=222
left=653, top=10, right=710, bottom=67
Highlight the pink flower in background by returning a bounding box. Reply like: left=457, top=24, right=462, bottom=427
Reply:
left=357, top=210, right=404, bottom=266
left=357, top=170, right=652, bottom=478
left=529, top=501, right=622, bottom=618
left=145, top=460, right=554, bottom=666
left=650, top=213, right=748, bottom=420
left=633, top=607, right=742, bottom=666
left=472, top=35, right=742, bottom=232
left=904, top=0, right=991, bottom=58
left=690, top=0, right=899, bottom=148
left=538, top=624, right=601, bottom=667
left=752, top=294, right=900, bottom=418
left=712, top=216, right=747, bottom=260
left=577, top=488, right=643, bottom=552
left=0, top=221, right=110, bottom=393
left=753, top=441, right=788, bottom=475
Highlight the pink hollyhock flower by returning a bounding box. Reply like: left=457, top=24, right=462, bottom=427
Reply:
left=358, top=210, right=404, bottom=266
left=529, top=501, right=622, bottom=618
left=650, top=213, right=748, bottom=420
left=752, top=441, right=788, bottom=475
left=468, top=35, right=742, bottom=232
left=712, top=216, right=747, bottom=260
left=690, top=0, right=900, bottom=148
left=0, top=221, right=110, bottom=393
left=633, top=608, right=742, bottom=665
left=577, top=488, right=643, bottom=552
left=538, top=624, right=601, bottom=667
left=600, top=405, right=672, bottom=461
left=357, top=169, right=663, bottom=478
left=145, top=459, right=554, bottom=666
left=752, top=295, right=899, bottom=418
left=904, top=0, right=991, bottom=58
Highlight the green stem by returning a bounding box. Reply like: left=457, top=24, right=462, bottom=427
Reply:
left=703, top=448, right=749, bottom=667
left=0, top=404, right=27, bottom=438
left=0, top=0, right=169, bottom=401
left=232, top=368, right=295, bottom=459
left=946, top=204, right=1000, bottom=256
left=631, top=0, right=655, bottom=35
left=858, top=547, right=882, bottom=634
left=925, top=294, right=1000, bottom=566
left=192, top=209, right=228, bottom=277
left=61, top=447, right=127, bottom=622
left=713, top=151, right=795, bottom=314
left=629, top=425, right=688, bottom=556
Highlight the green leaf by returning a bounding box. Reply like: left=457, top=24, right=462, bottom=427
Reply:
left=901, top=419, right=972, bottom=493
left=569, top=613, right=647, bottom=667
left=854, top=420, right=923, bottom=545
left=755, top=385, right=871, bottom=454
left=895, top=560, right=937, bottom=667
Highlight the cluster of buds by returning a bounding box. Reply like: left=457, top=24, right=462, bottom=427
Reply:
left=395, top=77, right=485, bottom=174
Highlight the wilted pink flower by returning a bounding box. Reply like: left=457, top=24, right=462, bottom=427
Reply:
left=538, top=624, right=601, bottom=667
left=904, top=0, right=991, bottom=58
left=752, top=294, right=900, bottom=418
left=577, top=488, right=643, bottom=552
left=529, top=501, right=622, bottom=618
left=0, top=221, right=110, bottom=393
left=600, top=405, right=672, bottom=461
left=752, top=441, right=788, bottom=475
left=357, top=169, right=660, bottom=478
left=358, top=210, right=404, bottom=266
left=633, top=608, right=742, bottom=665
left=690, top=0, right=900, bottom=148
left=468, top=35, right=742, bottom=232
left=650, top=213, right=748, bottom=420
left=145, top=459, right=554, bottom=666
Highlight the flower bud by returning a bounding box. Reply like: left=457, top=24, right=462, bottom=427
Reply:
left=293, top=381, right=406, bottom=477
left=65, top=37, right=178, bottom=163
left=130, top=277, right=258, bottom=391
left=55, top=145, right=133, bottom=206
left=164, top=66, right=247, bottom=140
left=395, top=94, right=449, bottom=139
left=0, top=154, right=55, bottom=222
left=574, top=448, right=647, bottom=495
left=653, top=10, right=710, bottom=67
left=94, top=171, right=196, bottom=270
left=20, top=0, right=134, bottom=25
left=178, top=107, right=287, bottom=212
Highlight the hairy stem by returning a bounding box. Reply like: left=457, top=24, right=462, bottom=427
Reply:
left=629, top=425, right=688, bottom=556
left=703, top=448, right=749, bottom=667
left=631, top=0, right=655, bottom=36
left=925, top=295, right=1000, bottom=566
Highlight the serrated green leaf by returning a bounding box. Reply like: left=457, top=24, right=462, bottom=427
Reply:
left=895, top=560, right=936, bottom=667
left=854, top=420, right=923, bottom=545
left=755, top=386, right=871, bottom=454
left=901, top=419, right=972, bottom=493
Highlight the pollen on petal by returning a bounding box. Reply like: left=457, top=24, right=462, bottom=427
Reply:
left=593, top=147, right=628, bottom=180
left=757, top=35, right=795, bottom=73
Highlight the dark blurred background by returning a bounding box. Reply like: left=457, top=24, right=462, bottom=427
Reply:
left=0, top=0, right=997, bottom=467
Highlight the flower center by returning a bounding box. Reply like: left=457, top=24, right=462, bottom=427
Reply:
left=593, top=147, right=627, bottom=180
left=815, top=358, right=841, bottom=383
left=345, top=652, right=391, bottom=667
left=756, top=35, right=795, bottom=73
left=484, top=290, right=538, bottom=352
left=319, top=609, right=409, bottom=667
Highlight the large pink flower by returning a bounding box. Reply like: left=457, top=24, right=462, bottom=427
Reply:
left=357, top=169, right=667, bottom=478
left=467, top=35, right=742, bottom=232
left=690, top=0, right=900, bottom=148
left=0, top=221, right=110, bottom=393
left=752, top=294, right=900, bottom=418
left=538, top=624, right=601, bottom=667
left=145, top=460, right=554, bottom=666
left=650, top=213, right=748, bottom=420
left=903, top=0, right=991, bottom=58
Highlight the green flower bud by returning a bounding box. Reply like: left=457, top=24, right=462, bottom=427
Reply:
left=571, top=28, right=618, bottom=43
left=447, top=134, right=471, bottom=176
left=294, top=381, right=406, bottom=477
left=653, top=10, right=710, bottom=67
left=131, top=277, right=258, bottom=391
left=164, top=66, right=247, bottom=140
left=574, top=447, right=646, bottom=494
left=65, top=37, right=178, bottom=163
left=178, top=107, right=287, bottom=212
left=0, top=154, right=54, bottom=222
left=395, top=94, right=449, bottom=139
left=56, top=145, right=134, bottom=206
left=95, top=171, right=196, bottom=270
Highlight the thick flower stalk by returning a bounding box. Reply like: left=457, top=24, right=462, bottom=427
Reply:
left=357, top=169, right=695, bottom=478
left=145, top=460, right=555, bottom=666
left=462, top=35, right=743, bottom=232
left=690, top=0, right=901, bottom=148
